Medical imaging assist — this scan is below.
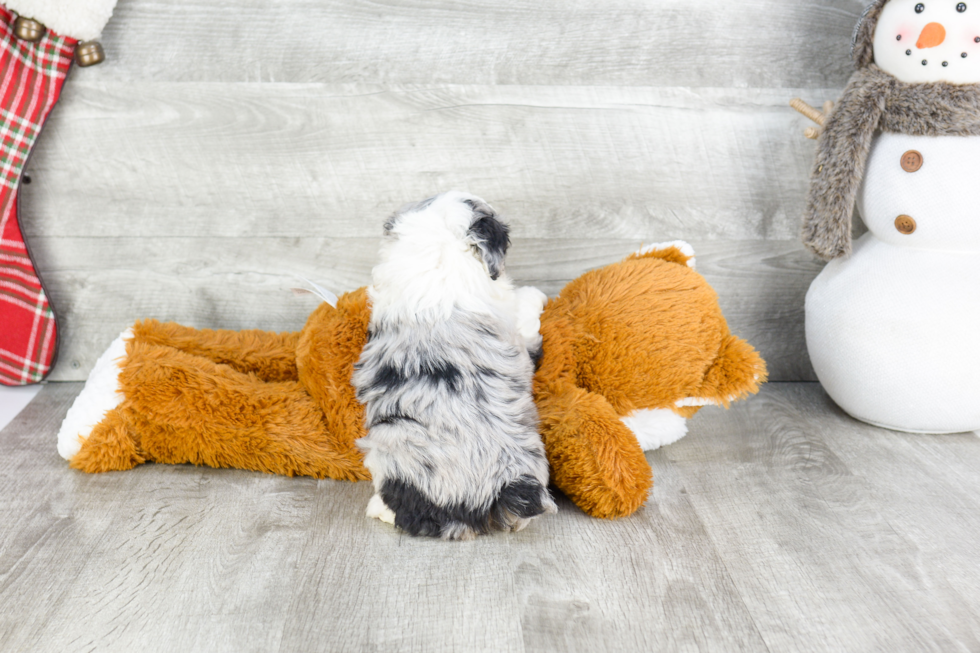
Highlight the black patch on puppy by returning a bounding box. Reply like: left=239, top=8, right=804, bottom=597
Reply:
left=362, top=360, right=462, bottom=398
left=370, top=413, right=422, bottom=428
left=366, top=364, right=408, bottom=394
left=529, top=343, right=543, bottom=369
left=381, top=477, right=491, bottom=538
left=492, top=476, right=550, bottom=522
left=464, top=199, right=510, bottom=280
left=420, top=360, right=462, bottom=391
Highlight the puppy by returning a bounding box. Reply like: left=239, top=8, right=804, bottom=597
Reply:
left=352, top=191, right=556, bottom=540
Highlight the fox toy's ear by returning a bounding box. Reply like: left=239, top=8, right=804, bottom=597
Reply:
left=464, top=199, right=510, bottom=280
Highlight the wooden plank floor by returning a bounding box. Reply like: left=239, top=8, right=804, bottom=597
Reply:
left=2, top=383, right=978, bottom=652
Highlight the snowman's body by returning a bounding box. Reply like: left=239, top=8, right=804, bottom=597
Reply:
left=806, top=132, right=980, bottom=433
left=804, top=0, right=980, bottom=433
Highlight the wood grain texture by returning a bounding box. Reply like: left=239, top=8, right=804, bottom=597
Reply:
left=2, top=383, right=978, bottom=652
left=14, top=1, right=857, bottom=389
left=85, top=0, right=861, bottom=88
left=665, top=385, right=980, bottom=652
left=27, top=237, right=821, bottom=382
left=23, top=82, right=834, bottom=241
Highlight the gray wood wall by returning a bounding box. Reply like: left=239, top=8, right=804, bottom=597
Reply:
left=22, top=0, right=864, bottom=382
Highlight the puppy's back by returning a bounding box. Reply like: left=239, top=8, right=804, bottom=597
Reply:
left=354, top=308, right=554, bottom=539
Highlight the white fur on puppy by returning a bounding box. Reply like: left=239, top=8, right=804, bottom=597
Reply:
left=352, top=192, right=556, bottom=540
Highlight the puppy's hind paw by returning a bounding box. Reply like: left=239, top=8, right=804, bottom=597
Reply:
left=366, top=493, right=396, bottom=525
left=491, top=477, right=556, bottom=531
left=440, top=522, right=478, bottom=541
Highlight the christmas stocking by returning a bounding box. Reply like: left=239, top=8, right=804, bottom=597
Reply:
left=0, top=0, right=116, bottom=385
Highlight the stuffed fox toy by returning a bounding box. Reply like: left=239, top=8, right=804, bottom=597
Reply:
left=58, top=243, right=765, bottom=519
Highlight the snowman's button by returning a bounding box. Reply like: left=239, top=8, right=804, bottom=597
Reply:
left=895, top=215, right=917, bottom=234
left=900, top=150, right=923, bottom=172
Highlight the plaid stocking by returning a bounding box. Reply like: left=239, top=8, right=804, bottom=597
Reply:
left=0, top=5, right=76, bottom=385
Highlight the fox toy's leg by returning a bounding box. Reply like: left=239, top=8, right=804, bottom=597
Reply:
left=115, top=340, right=369, bottom=480
left=132, top=319, right=301, bottom=382
left=57, top=321, right=302, bottom=464
left=64, top=333, right=370, bottom=481
left=536, top=383, right=653, bottom=519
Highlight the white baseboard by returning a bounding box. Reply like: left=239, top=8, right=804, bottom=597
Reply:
left=0, top=385, right=42, bottom=432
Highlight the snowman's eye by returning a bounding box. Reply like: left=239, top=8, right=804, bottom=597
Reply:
left=916, top=3, right=925, bottom=12
left=958, top=3, right=967, bottom=12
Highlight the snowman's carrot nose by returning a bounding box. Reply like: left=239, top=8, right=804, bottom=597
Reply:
left=917, top=22, right=946, bottom=49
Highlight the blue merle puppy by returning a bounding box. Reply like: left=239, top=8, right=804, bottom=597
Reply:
left=352, top=191, right=556, bottom=540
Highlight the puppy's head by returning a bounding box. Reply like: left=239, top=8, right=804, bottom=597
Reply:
left=382, top=191, right=511, bottom=281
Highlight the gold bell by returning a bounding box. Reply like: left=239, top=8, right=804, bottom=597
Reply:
left=13, top=16, right=46, bottom=42
left=75, top=41, right=106, bottom=67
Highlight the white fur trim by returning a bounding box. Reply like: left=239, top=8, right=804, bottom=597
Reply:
left=636, top=240, right=697, bottom=269
left=4, top=0, right=118, bottom=41
left=620, top=408, right=688, bottom=451
left=56, top=328, right=130, bottom=461
left=366, top=493, right=396, bottom=525
left=675, top=397, right=718, bottom=408
left=675, top=394, right=747, bottom=408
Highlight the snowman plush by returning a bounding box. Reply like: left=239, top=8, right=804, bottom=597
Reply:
left=798, top=0, right=980, bottom=433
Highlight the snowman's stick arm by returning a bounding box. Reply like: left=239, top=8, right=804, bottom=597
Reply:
left=790, top=98, right=835, bottom=140
left=790, top=98, right=825, bottom=125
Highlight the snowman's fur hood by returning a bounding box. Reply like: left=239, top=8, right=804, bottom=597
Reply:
left=851, top=0, right=888, bottom=69
left=803, top=0, right=980, bottom=259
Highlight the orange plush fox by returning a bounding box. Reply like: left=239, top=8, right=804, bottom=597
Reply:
left=59, top=244, right=765, bottom=519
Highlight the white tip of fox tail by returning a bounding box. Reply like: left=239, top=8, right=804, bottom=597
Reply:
left=636, top=240, right=696, bottom=268
left=56, top=328, right=132, bottom=461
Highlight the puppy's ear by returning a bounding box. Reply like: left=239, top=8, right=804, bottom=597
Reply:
left=464, top=199, right=510, bottom=280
